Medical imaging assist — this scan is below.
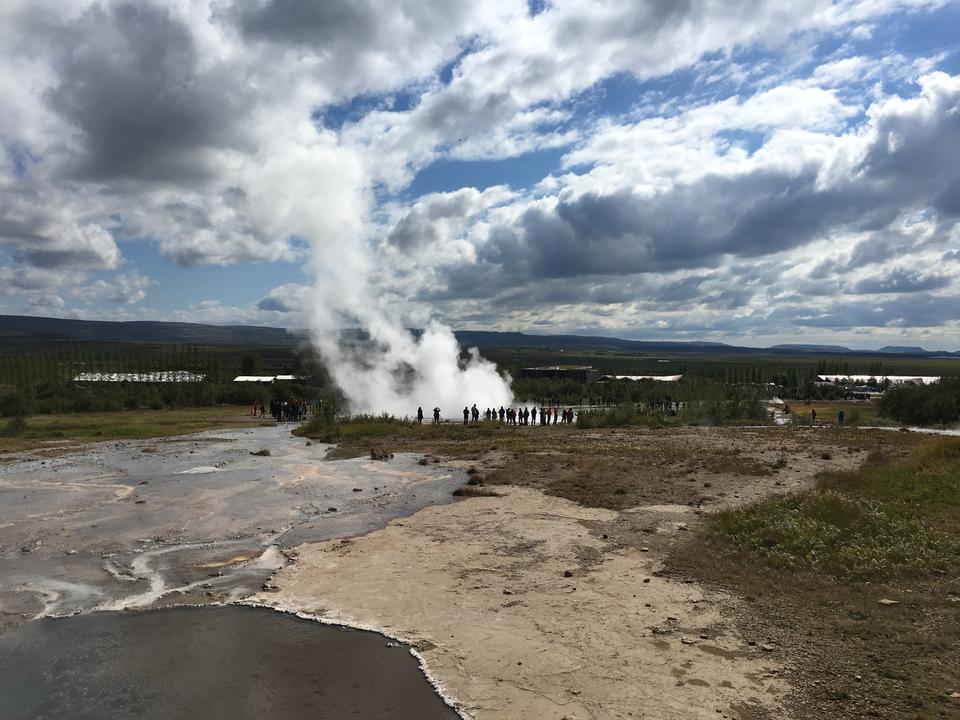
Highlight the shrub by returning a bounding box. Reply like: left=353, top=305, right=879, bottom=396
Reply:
left=1, top=414, right=26, bottom=437
left=878, top=379, right=960, bottom=426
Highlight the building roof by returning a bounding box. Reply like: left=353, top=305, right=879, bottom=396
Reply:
left=233, top=374, right=307, bottom=382
left=818, top=374, right=940, bottom=385
left=74, top=371, right=206, bottom=383
left=523, top=365, right=595, bottom=371
left=599, top=374, right=683, bottom=382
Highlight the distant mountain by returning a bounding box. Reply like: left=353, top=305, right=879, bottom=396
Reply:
left=878, top=345, right=927, bottom=354
left=453, top=330, right=752, bottom=354
left=0, top=314, right=303, bottom=348
left=1, top=315, right=955, bottom=358
left=769, top=343, right=852, bottom=352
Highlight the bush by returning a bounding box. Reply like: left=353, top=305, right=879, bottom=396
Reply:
left=1, top=414, right=26, bottom=437
left=878, top=379, right=960, bottom=426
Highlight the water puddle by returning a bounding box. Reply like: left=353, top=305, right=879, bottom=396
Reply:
left=0, top=605, right=459, bottom=720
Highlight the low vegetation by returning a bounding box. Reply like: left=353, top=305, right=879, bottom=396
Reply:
left=713, top=439, right=960, bottom=580
left=878, top=377, right=960, bottom=426
left=670, top=437, right=960, bottom=719
left=0, top=405, right=264, bottom=453
left=576, top=383, right=771, bottom=428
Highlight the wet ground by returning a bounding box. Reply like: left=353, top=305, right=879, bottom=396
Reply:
left=0, top=425, right=462, bottom=629
left=0, top=605, right=459, bottom=720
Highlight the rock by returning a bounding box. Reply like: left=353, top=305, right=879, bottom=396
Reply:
left=467, top=467, right=479, bottom=475
left=877, top=598, right=899, bottom=605
left=370, top=446, right=392, bottom=461
left=134, top=499, right=146, bottom=504
left=643, top=578, right=651, bottom=583
left=640, top=547, right=650, bottom=552
left=760, top=644, right=776, bottom=652
left=503, top=589, right=513, bottom=595
left=305, top=441, right=312, bottom=446
left=418, top=458, right=429, bottom=466
left=327, top=507, right=338, bottom=512
left=563, top=570, right=574, bottom=578
left=352, top=488, right=363, bottom=492
left=385, top=642, right=400, bottom=648
left=250, top=448, right=271, bottom=457
left=681, top=638, right=696, bottom=645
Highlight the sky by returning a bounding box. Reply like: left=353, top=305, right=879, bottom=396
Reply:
left=2, top=0, right=960, bottom=350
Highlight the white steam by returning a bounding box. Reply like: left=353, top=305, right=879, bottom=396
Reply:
left=304, top=158, right=513, bottom=418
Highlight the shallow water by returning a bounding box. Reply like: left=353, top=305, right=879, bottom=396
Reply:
left=0, top=605, right=459, bottom=720
left=0, top=425, right=461, bottom=627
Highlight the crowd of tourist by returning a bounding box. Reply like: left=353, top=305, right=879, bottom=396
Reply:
left=250, top=398, right=313, bottom=422
left=416, top=405, right=576, bottom=426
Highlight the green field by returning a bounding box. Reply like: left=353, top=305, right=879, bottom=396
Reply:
left=0, top=405, right=270, bottom=454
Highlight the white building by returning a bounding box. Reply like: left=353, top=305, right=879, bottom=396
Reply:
left=817, top=374, right=939, bottom=386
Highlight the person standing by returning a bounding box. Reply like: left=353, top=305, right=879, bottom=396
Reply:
left=463, top=406, right=470, bottom=425
left=811, top=408, right=817, bottom=425
left=417, top=406, right=424, bottom=424
left=433, top=407, right=441, bottom=423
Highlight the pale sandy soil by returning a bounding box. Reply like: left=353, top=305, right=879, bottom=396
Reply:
left=254, top=486, right=792, bottom=720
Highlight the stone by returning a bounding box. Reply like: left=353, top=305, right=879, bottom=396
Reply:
left=563, top=570, right=574, bottom=578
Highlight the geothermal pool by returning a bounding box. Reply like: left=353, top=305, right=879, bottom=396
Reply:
left=0, top=425, right=464, bottom=717
left=0, top=605, right=459, bottom=720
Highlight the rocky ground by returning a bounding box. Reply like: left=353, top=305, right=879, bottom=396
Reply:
left=260, top=425, right=917, bottom=719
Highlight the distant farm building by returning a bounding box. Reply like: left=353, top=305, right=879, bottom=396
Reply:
left=817, top=374, right=940, bottom=386
left=599, top=374, right=683, bottom=382
left=73, top=371, right=206, bottom=383
left=518, top=366, right=598, bottom=383
left=233, top=375, right=308, bottom=383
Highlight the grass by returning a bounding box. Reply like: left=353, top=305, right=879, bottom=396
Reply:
left=668, top=437, right=960, bottom=719
left=0, top=405, right=267, bottom=453
left=294, top=414, right=502, bottom=457
left=786, top=399, right=881, bottom=426
left=712, top=438, right=960, bottom=580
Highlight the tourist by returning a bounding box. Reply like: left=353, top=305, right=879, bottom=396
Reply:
left=417, top=406, right=424, bottom=424
left=837, top=409, right=845, bottom=425
left=532, top=407, right=538, bottom=426
left=499, top=406, right=505, bottom=422
left=811, top=408, right=817, bottom=425
left=433, top=407, right=441, bottom=423
left=463, top=407, right=470, bottom=425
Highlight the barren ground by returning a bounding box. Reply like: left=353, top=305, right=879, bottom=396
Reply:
left=261, top=425, right=931, bottom=719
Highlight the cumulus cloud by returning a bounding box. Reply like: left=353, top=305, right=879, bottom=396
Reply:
left=72, top=271, right=154, bottom=305
left=1, top=0, right=958, bottom=348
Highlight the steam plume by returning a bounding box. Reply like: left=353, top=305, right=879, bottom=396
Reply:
left=306, top=184, right=513, bottom=418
